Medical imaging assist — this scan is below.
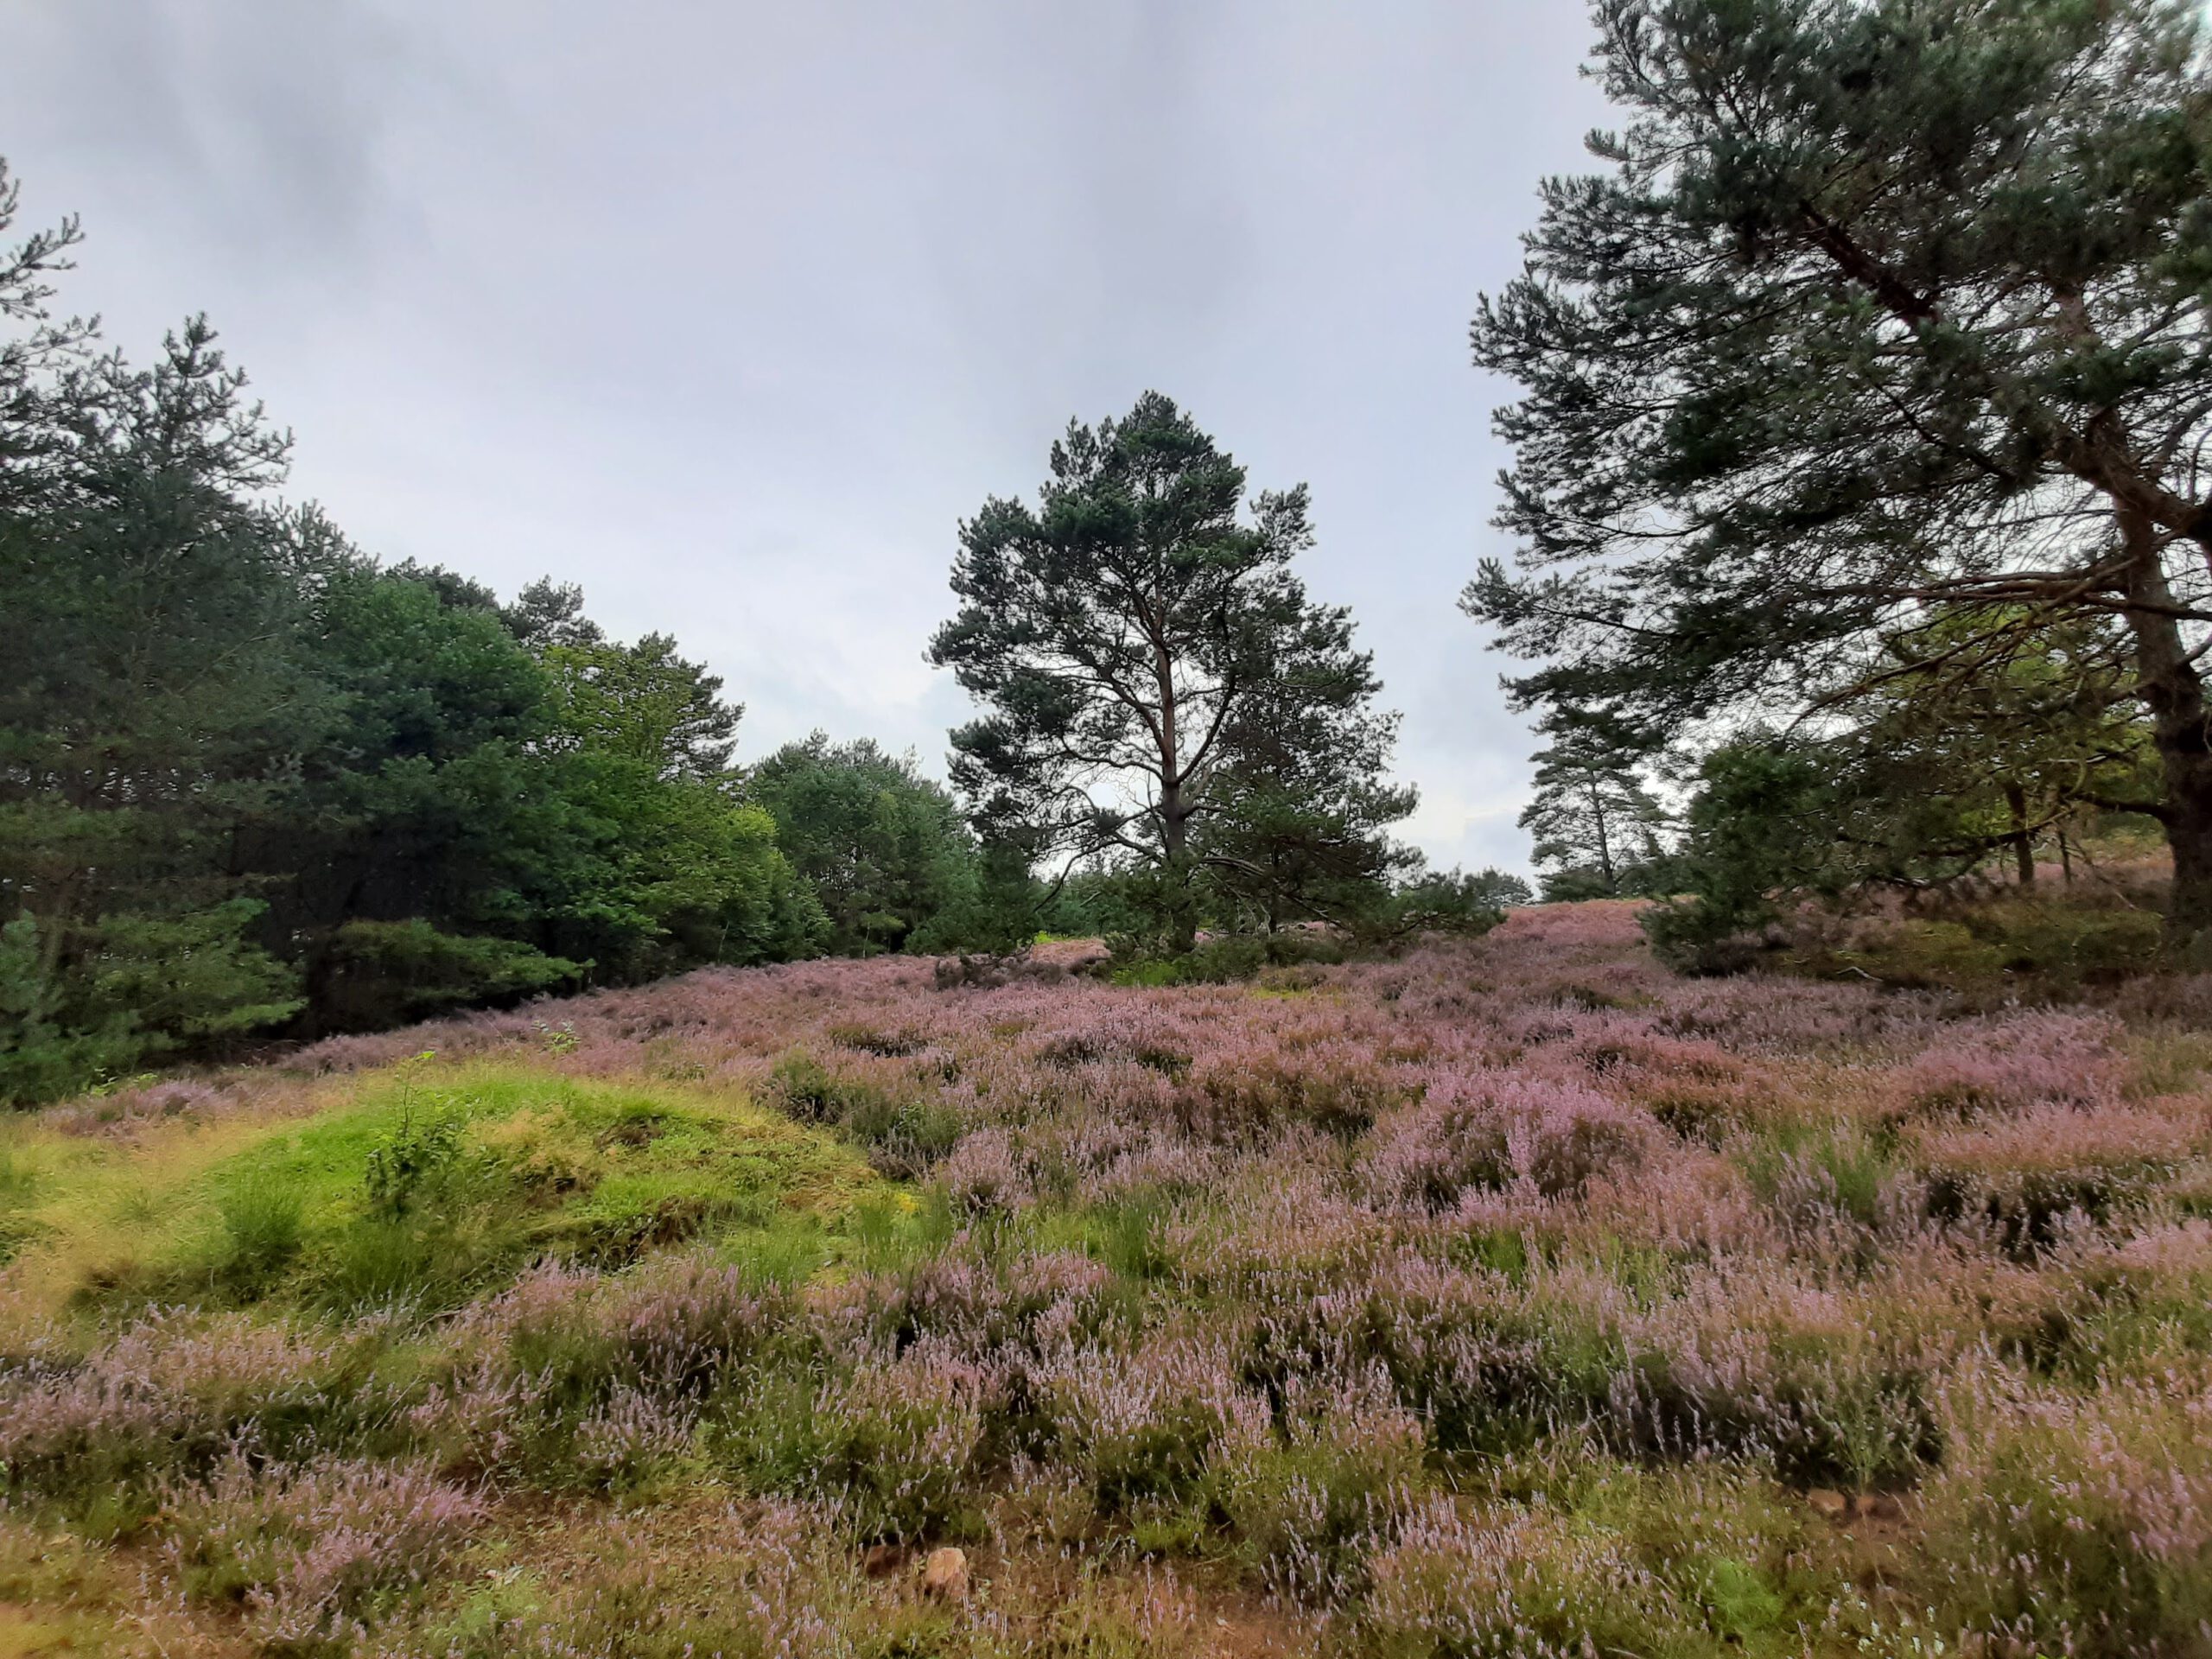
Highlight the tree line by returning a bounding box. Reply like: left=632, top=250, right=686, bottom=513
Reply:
left=0, top=168, right=1513, bottom=1105
left=21, top=0, right=2189, bottom=1102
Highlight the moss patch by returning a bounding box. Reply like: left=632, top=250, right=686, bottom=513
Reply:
left=3, top=1063, right=883, bottom=1323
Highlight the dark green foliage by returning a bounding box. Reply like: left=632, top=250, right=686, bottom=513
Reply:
left=931, top=393, right=1412, bottom=951
left=0, top=157, right=824, bottom=1103
left=1647, top=622, right=2163, bottom=969
left=1465, top=0, right=2212, bottom=942
left=1365, top=866, right=1531, bottom=943
left=1520, top=724, right=1670, bottom=901
left=748, top=733, right=981, bottom=955
left=1642, top=738, right=1834, bottom=973
left=1190, top=651, right=1420, bottom=936
left=0, top=906, right=302, bottom=1103
left=311, top=921, right=582, bottom=1034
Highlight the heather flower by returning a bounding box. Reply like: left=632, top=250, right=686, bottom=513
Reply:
left=1191, top=1039, right=1399, bottom=1139
left=162, top=1454, right=484, bottom=1649
left=796, top=1336, right=1003, bottom=1540
left=1354, top=1495, right=1692, bottom=1659
left=937, top=1127, right=1035, bottom=1217
left=1611, top=1267, right=1942, bottom=1487
left=1364, top=1071, right=1653, bottom=1210
left=1920, top=1370, right=2212, bottom=1653
left=574, top=1384, right=700, bottom=1488
left=1030, top=1333, right=1268, bottom=1516
left=1894, top=1009, right=2126, bottom=1118
left=16, top=882, right=2212, bottom=1649
left=0, top=1311, right=335, bottom=1495
left=1912, top=1103, right=2194, bottom=1255
left=1217, top=1368, right=1429, bottom=1601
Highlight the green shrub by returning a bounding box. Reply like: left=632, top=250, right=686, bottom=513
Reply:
left=764, top=1052, right=861, bottom=1123
left=716, top=1352, right=992, bottom=1544
left=216, top=1179, right=307, bottom=1294
left=363, top=1108, right=465, bottom=1221
left=840, top=1092, right=963, bottom=1178
left=1218, top=1378, right=1429, bottom=1599
left=313, top=920, right=582, bottom=1035
left=1919, top=1380, right=2212, bottom=1656
left=0, top=905, right=302, bottom=1107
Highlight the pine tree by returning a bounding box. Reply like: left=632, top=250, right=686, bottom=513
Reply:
left=1465, top=0, right=2212, bottom=942
left=1518, top=727, right=1668, bottom=899
left=931, top=392, right=1404, bottom=950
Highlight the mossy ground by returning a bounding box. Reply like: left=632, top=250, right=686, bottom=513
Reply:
left=0, top=1061, right=888, bottom=1333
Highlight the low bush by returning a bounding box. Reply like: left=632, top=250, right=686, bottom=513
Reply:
left=1917, top=1376, right=2212, bottom=1656
left=721, top=1339, right=998, bottom=1543
left=1353, top=1497, right=1694, bottom=1659
left=163, top=1455, right=484, bottom=1652
left=1217, top=1371, right=1429, bottom=1599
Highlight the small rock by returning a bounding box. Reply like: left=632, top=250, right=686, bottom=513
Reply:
left=862, top=1543, right=906, bottom=1579
left=919, top=1546, right=969, bottom=1601
left=1806, top=1487, right=1849, bottom=1520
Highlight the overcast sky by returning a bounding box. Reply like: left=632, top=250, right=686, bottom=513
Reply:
left=3, top=2, right=1610, bottom=874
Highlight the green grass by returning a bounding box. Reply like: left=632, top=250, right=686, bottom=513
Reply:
left=0, top=1061, right=887, bottom=1325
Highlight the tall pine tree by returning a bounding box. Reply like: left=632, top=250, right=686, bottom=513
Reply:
left=1466, top=0, right=2212, bottom=942
left=931, top=393, right=1407, bottom=950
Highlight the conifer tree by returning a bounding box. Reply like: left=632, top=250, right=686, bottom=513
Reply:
left=932, top=393, right=1405, bottom=950
left=1467, top=0, right=2212, bottom=941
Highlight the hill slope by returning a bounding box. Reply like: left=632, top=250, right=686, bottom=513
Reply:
left=3, top=903, right=2209, bottom=1657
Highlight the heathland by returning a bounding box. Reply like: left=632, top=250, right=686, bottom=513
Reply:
left=2, top=896, right=2208, bottom=1657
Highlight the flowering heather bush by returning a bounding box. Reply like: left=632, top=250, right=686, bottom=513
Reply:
left=936, top=1126, right=1036, bottom=1217
left=1912, top=1103, right=2198, bottom=1255
left=572, top=1384, right=701, bottom=1490
left=866, top=1247, right=1114, bottom=1360
left=1029, top=1331, right=1269, bottom=1519
left=10, top=898, right=2212, bottom=1653
left=164, top=1455, right=483, bottom=1650
left=1217, top=1368, right=1429, bottom=1599
left=1353, top=1495, right=1691, bottom=1659
left=1190, top=1039, right=1402, bottom=1140
left=0, top=1312, right=338, bottom=1499
left=710, top=1332, right=1007, bottom=1544
left=1892, top=1008, right=2127, bottom=1118
left=1613, top=1269, right=1943, bottom=1488
left=412, top=1253, right=791, bottom=1484
left=1364, top=1070, right=1655, bottom=1211
left=1919, top=1370, right=2212, bottom=1656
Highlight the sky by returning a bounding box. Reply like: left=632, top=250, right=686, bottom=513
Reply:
left=2, top=1, right=1611, bottom=875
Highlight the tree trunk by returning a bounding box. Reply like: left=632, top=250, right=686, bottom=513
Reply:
left=1157, top=786, right=1198, bottom=953
left=1153, top=628, right=1198, bottom=955
left=2003, top=783, right=2035, bottom=887
left=2120, top=505, right=2212, bottom=943
left=1588, top=782, right=1615, bottom=893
